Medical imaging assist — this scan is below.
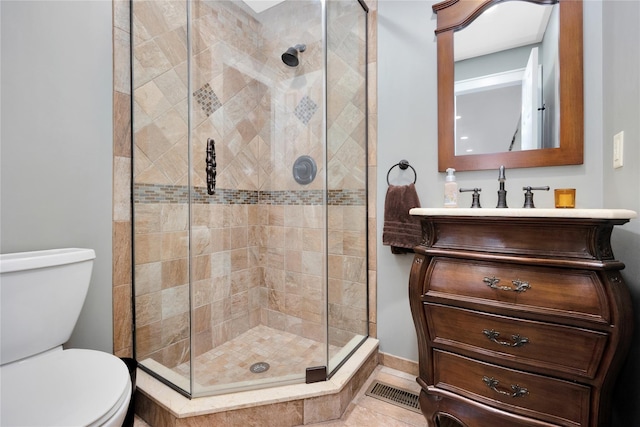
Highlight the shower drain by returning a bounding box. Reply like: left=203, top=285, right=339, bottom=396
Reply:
left=250, top=362, right=270, bottom=374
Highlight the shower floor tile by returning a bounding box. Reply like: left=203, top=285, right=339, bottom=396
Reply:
left=174, top=325, right=338, bottom=388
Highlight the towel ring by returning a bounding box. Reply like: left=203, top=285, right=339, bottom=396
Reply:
left=387, top=160, right=417, bottom=185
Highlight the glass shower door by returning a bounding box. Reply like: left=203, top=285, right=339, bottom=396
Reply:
left=325, top=0, right=369, bottom=375
left=132, top=0, right=368, bottom=399
left=187, top=0, right=329, bottom=396
left=132, top=0, right=192, bottom=395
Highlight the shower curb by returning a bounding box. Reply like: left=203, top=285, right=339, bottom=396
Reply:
left=134, top=338, right=379, bottom=426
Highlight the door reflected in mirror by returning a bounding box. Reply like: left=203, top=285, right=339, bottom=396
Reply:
left=453, top=1, right=558, bottom=156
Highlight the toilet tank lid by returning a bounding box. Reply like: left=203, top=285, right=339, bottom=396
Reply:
left=0, top=248, right=95, bottom=273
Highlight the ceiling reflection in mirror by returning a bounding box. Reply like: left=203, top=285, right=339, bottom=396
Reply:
left=453, top=1, right=558, bottom=156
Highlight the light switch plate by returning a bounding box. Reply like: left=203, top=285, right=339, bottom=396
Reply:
left=613, top=131, right=624, bottom=169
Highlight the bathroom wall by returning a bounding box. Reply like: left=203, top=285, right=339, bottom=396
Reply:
left=376, top=0, right=437, bottom=362
left=377, top=0, right=639, bottom=423
left=602, top=1, right=640, bottom=424
left=0, top=0, right=114, bottom=353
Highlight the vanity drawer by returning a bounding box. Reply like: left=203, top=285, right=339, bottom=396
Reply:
left=425, top=258, right=610, bottom=325
left=433, top=350, right=591, bottom=427
left=425, top=304, right=607, bottom=379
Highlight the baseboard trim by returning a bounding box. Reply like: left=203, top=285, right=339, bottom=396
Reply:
left=378, top=352, right=419, bottom=377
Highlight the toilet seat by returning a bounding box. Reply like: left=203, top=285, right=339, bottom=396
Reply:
left=0, top=348, right=131, bottom=426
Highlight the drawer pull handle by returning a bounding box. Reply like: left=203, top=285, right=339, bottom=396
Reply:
left=482, top=376, right=529, bottom=398
left=482, top=329, right=529, bottom=347
left=483, top=277, right=530, bottom=293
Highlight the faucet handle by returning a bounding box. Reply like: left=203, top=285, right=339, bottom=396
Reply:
left=498, top=165, right=506, bottom=182
left=522, top=186, right=550, bottom=208
left=460, top=188, right=482, bottom=208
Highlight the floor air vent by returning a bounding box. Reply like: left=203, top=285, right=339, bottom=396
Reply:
left=365, top=381, right=421, bottom=413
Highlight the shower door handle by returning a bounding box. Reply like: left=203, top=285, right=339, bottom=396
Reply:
left=206, top=138, right=217, bottom=195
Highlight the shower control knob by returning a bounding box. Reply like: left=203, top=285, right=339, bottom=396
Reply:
left=293, top=155, right=317, bottom=185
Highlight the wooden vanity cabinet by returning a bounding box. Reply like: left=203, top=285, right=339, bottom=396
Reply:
left=408, top=213, right=634, bottom=427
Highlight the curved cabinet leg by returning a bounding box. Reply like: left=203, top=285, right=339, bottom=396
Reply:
left=420, top=390, right=467, bottom=427
left=419, top=390, right=440, bottom=426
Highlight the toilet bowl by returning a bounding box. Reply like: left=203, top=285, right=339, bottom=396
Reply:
left=0, top=248, right=132, bottom=426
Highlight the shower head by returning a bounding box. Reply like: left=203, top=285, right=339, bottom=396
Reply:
left=281, top=44, right=306, bottom=67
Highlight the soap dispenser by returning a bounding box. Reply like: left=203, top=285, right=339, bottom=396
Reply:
left=444, top=168, right=458, bottom=208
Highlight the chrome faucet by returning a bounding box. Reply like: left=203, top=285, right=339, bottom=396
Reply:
left=496, top=165, right=508, bottom=208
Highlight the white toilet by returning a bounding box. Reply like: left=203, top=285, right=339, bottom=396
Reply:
left=0, top=248, right=132, bottom=427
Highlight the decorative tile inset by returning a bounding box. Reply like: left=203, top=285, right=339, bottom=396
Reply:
left=193, top=83, right=222, bottom=117
left=294, top=95, right=318, bottom=125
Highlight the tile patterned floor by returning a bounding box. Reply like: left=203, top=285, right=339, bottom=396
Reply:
left=173, top=325, right=340, bottom=388
left=134, top=365, right=427, bottom=427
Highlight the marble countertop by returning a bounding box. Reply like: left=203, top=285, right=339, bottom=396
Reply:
left=410, top=208, right=638, bottom=219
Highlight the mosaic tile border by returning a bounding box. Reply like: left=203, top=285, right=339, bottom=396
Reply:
left=134, top=184, right=365, bottom=206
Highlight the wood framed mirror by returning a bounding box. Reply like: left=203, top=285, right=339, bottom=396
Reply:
left=434, top=0, right=583, bottom=171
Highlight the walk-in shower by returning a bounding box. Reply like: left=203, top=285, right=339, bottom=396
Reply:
left=132, top=0, right=369, bottom=398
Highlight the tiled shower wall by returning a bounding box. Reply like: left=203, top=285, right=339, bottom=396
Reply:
left=112, top=0, right=378, bottom=371
left=113, top=0, right=134, bottom=359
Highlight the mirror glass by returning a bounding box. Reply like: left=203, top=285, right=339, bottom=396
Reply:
left=454, top=2, right=558, bottom=156
left=434, top=0, right=583, bottom=172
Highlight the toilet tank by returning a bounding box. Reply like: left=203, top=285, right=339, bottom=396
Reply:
left=0, top=248, right=96, bottom=365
